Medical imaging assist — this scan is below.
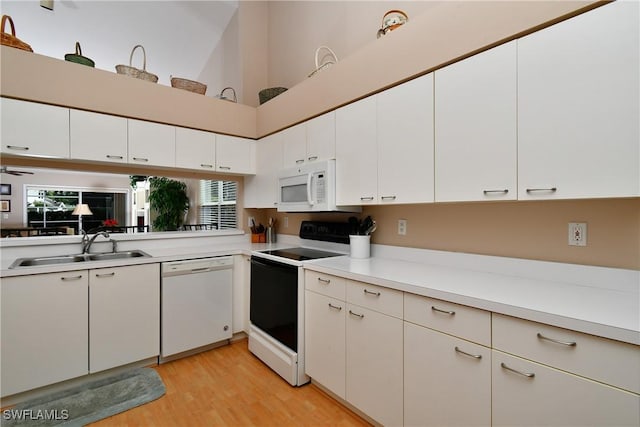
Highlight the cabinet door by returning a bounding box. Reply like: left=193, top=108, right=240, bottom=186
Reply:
left=1, top=271, right=88, bottom=396
left=70, top=109, right=127, bottom=163
left=335, top=96, right=378, bottom=205
left=305, top=291, right=346, bottom=399
left=216, top=135, right=256, bottom=175
left=493, top=351, right=640, bottom=426
left=244, top=132, right=282, bottom=208
left=89, top=264, right=160, bottom=373
left=435, top=41, right=517, bottom=202
left=282, top=123, right=307, bottom=168
left=175, top=127, right=216, bottom=171
left=1, top=98, right=69, bottom=158
left=306, top=111, right=336, bottom=163
left=518, top=1, right=639, bottom=199
left=346, top=303, right=403, bottom=426
left=128, top=119, right=176, bottom=168
left=378, top=73, right=435, bottom=204
left=404, top=322, right=491, bottom=426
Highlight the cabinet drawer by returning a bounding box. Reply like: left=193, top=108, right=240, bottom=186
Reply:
left=404, top=293, right=491, bottom=346
left=346, top=280, right=403, bottom=318
left=493, top=313, right=640, bottom=393
left=305, top=271, right=345, bottom=300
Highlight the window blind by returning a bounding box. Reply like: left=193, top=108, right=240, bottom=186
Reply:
left=199, top=180, right=237, bottom=229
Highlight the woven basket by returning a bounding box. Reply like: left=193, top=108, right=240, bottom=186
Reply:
left=115, top=45, right=158, bottom=83
left=65, top=42, right=94, bottom=67
left=171, top=77, right=207, bottom=95
left=259, top=87, right=287, bottom=105
left=1, top=15, right=33, bottom=52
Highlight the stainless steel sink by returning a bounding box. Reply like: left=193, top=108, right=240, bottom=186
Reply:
left=9, top=250, right=151, bottom=268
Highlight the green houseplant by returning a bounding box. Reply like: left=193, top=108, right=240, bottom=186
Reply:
left=148, top=177, right=189, bottom=231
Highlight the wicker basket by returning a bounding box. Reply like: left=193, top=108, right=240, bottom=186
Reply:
left=115, top=45, right=158, bottom=83
left=259, top=87, right=287, bottom=105
left=171, top=77, right=207, bottom=95
left=1, top=15, right=32, bottom=52
left=65, top=42, right=94, bottom=67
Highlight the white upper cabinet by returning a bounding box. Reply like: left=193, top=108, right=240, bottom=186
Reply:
left=378, top=73, right=434, bottom=204
left=244, top=132, right=283, bottom=208
left=518, top=1, right=639, bottom=199
left=128, top=119, right=176, bottom=168
left=70, top=109, right=127, bottom=163
left=435, top=41, right=517, bottom=202
left=335, top=96, right=378, bottom=205
left=282, top=123, right=307, bottom=168
left=216, top=135, right=256, bottom=175
left=175, top=127, right=216, bottom=171
left=1, top=98, right=70, bottom=159
left=306, top=111, right=336, bottom=164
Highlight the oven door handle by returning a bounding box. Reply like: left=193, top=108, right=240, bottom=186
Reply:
left=307, top=173, right=315, bottom=206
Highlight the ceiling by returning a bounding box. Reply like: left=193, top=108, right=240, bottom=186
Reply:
left=0, top=0, right=239, bottom=86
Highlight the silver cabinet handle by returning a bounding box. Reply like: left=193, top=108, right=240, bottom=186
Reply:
left=431, top=306, right=455, bottom=315
left=381, top=195, right=396, bottom=200
left=61, top=275, right=83, bottom=281
left=106, top=155, right=123, bottom=160
left=360, top=196, right=374, bottom=201
left=363, top=289, right=381, bottom=297
left=295, top=159, right=305, bottom=164
left=349, top=310, right=364, bottom=319
left=454, top=346, right=482, bottom=359
left=318, top=277, right=331, bottom=284
left=328, top=303, right=342, bottom=311
left=308, top=156, right=318, bottom=161
left=6, top=145, right=30, bottom=151
left=537, top=333, right=577, bottom=347
left=219, top=166, right=231, bottom=170
left=200, top=164, right=214, bottom=169
left=526, top=187, right=557, bottom=193
left=483, top=189, right=508, bottom=195
left=95, top=272, right=116, bottom=278
left=501, top=362, right=535, bottom=378
left=132, top=157, right=149, bottom=162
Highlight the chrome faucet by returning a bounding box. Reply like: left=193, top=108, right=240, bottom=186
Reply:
left=81, top=230, right=110, bottom=254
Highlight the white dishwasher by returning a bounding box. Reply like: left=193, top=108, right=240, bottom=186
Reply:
left=161, top=256, right=233, bottom=361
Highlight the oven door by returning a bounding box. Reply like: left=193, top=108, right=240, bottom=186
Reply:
left=250, top=256, right=298, bottom=352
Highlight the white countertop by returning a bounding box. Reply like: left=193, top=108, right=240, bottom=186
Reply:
left=304, top=255, right=640, bottom=346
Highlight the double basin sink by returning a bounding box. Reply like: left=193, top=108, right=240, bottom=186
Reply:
left=9, top=250, right=151, bottom=269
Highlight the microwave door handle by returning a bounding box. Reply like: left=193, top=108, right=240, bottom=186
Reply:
left=307, top=173, right=315, bottom=206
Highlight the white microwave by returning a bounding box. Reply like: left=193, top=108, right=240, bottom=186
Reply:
left=277, top=159, right=361, bottom=213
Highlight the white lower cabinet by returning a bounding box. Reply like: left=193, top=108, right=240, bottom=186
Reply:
left=346, top=303, right=403, bottom=427
left=0, top=271, right=89, bottom=397
left=492, top=350, right=640, bottom=427
left=89, top=264, right=160, bottom=373
left=404, top=322, right=491, bottom=427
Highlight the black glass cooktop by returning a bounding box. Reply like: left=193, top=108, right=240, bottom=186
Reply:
left=260, top=247, right=343, bottom=261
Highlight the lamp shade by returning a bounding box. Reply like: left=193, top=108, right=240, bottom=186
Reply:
left=72, top=203, right=93, bottom=216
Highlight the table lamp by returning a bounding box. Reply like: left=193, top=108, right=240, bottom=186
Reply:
left=72, top=203, right=93, bottom=233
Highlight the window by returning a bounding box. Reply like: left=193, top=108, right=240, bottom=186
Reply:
left=199, top=180, right=237, bottom=229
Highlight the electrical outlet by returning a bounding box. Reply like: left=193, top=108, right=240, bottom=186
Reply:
left=284, top=217, right=289, bottom=228
left=398, top=219, right=407, bottom=236
left=568, top=222, right=587, bottom=246
left=248, top=216, right=255, bottom=228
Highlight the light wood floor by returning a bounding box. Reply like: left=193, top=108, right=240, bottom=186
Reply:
left=90, top=339, right=370, bottom=426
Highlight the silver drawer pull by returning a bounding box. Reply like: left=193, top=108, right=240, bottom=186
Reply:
left=501, top=362, right=535, bottom=378
left=363, top=289, right=381, bottom=297
left=295, top=159, right=305, bottom=164
left=537, top=333, right=576, bottom=347
left=483, top=189, right=508, bottom=195
left=61, top=275, right=83, bottom=281
left=328, top=303, right=342, bottom=311
left=360, top=196, right=374, bottom=201
left=526, top=187, right=557, bottom=193
left=219, top=166, right=231, bottom=170
left=200, top=164, right=214, bottom=168
left=106, top=155, right=124, bottom=160
left=349, top=310, right=364, bottom=319
left=454, top=346, right=482, bottom=359
left=317, top=278, right=331, bottom=284
left=95, top=272, right=116, bottom=278
left=6, top=145, right=29, bottom=151
left=308, top=156, right=318, bottom=161
left=381, top=195, right=396, bottom=200
left=132, top=157, right=149, bottom=162
left=431, top=306, right=455, bottom=315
